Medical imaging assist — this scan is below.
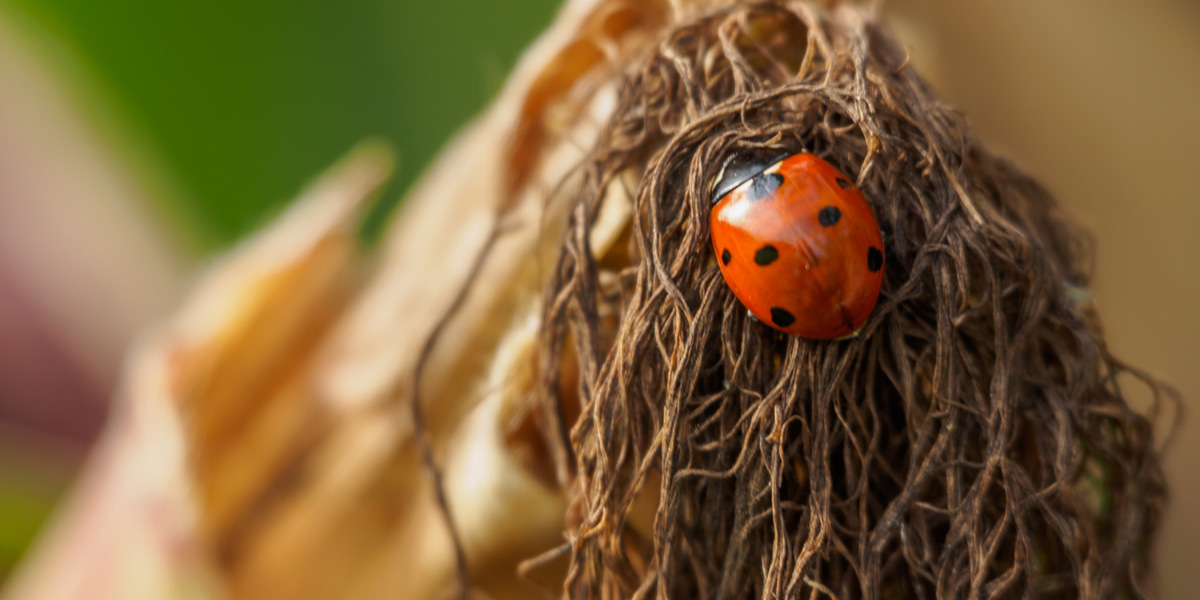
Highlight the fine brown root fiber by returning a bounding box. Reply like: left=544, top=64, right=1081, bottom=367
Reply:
left=517, top=2, right=1167, bottom=599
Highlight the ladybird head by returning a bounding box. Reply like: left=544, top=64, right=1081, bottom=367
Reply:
left=709, top=150, right=792, bottom=205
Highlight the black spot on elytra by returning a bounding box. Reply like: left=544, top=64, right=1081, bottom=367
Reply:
left=754, top=245, right=778, bottom=266
left=836, top=177, right=853, bottom=189
left=746, top=173, right=784, bottom=202
left=817, top=206, right=842, bottom=227
left=721, top=249, right=731, bottom=265
left=867, top=246, right=884, bottom=272
left=770, top=307, right=796, bottom=328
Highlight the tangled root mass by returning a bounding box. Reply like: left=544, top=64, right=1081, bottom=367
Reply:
left=532, top=3, right=1167, bottom=598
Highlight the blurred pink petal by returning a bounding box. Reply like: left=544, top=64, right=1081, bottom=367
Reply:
left=0, top=11, right=193, bottom=453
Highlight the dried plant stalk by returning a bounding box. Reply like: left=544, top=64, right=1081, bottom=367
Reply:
left=7, top=1, right=1168, bottom=599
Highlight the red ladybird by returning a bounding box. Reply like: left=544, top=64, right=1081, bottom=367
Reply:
left=709, top=151, right=884, bottom=340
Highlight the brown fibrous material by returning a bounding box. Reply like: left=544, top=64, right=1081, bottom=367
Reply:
left=525, top=3, right=1169, bottom=598
left=7, top=2, right=1172, bottom=599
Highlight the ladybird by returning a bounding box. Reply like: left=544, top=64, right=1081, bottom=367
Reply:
left=709, top=151, right=884, bottom=340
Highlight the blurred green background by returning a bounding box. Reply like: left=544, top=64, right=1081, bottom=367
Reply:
left=0, top=0, right=558, bottom=580
left=5, top=0, right=559, bottom=247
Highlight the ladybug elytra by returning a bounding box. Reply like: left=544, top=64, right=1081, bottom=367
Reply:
left=709, top=151, right=884, bottom=340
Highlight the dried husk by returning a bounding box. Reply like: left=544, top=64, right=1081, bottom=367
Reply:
left=7, top=1, right=1168, bottom=599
